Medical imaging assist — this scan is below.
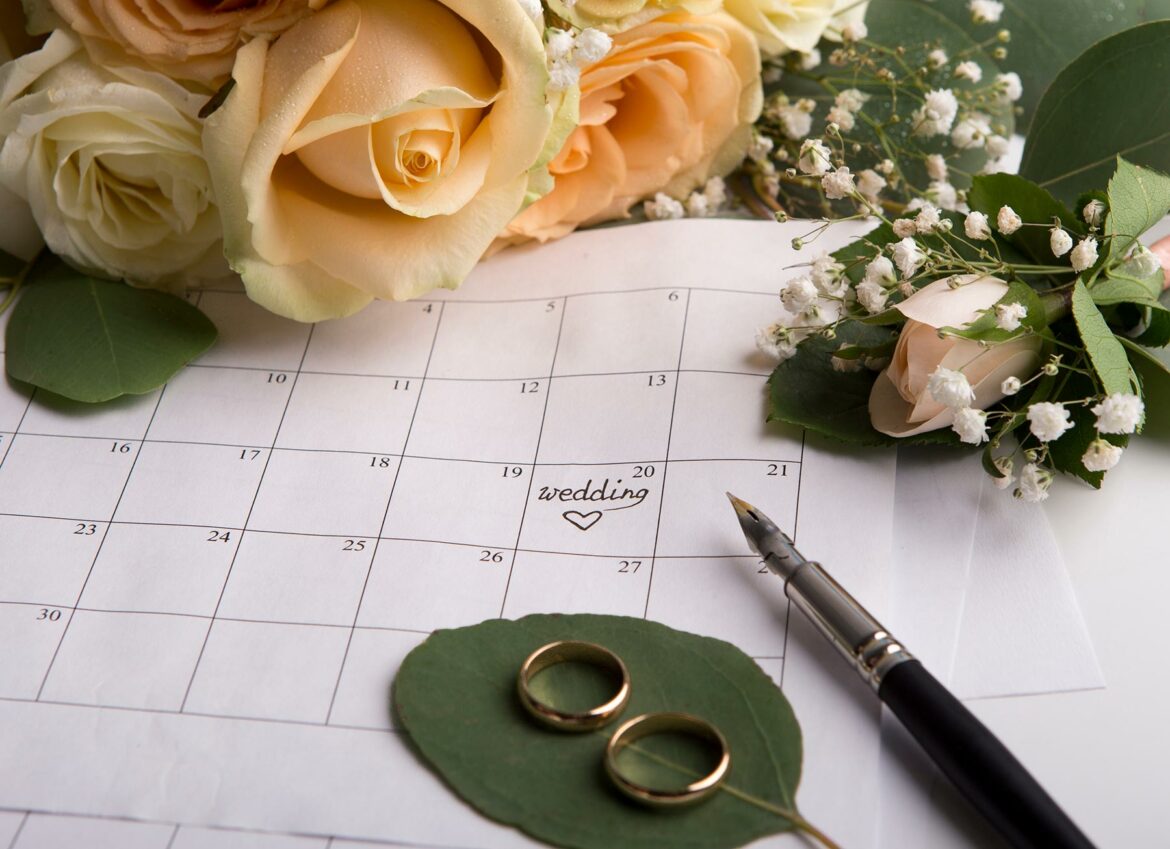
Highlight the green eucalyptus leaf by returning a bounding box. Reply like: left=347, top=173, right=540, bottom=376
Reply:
left=1104, top=158, right=1170, bottom=262
left=5, top=258, right=217, bottom=403
left=1071, top=280, right=1138, bottom=395
left=903, top=0, right=1170, bottom=128
left=966, top=173, right=1083, bottom=264
left=1091, top=271, right=1163, bottom=307
left=1021, top=21, right=1170, bottom=206
left=394, top=614, right=806, bottom=849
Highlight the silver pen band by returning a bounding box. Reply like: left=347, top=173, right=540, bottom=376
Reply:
left=774, top=555, right=915, bottom=691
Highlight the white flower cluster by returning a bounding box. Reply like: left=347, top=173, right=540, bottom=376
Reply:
left=643, top=177, right=729, bottom=221
left=545, top=26, right=613, bottom=91
left=756, top=251, right=851, bottom=361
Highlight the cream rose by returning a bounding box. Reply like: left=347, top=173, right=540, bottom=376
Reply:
left=497, top=11, right=762, bottom=246
left=723, top=0, right=869, bottom=55
left=869, top=275, right=1043, bottom=438
left=547, top=0, right=722, bottom=31
left=24, top=0, right=322, bottom=88
left=204, top=0, right=555, bottom=321
left=0, top=30, right=226, bottom=288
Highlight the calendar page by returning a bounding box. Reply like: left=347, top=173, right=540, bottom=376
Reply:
left=0, top=219, right=897, bottom=849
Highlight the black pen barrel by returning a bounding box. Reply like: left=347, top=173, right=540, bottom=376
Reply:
left=878, top=660, right=1096, bottom=849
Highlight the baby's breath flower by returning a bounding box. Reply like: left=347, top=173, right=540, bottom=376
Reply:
left=1082, top=439, right=1123, bottom=472
left=969, top=0, right=1005, bottom=24
left=914, top=202, right=942, bottom=233
left=877, top=159, right=896, bottom=176
left=780, top=276, right=818, bottom=311
left=893, top=237, right=927, bottom=278
left=855, top=280, right=889, bottom=314
left=811, top=253, right=846, bottom=294
left=1049, top=227, right=1072, bottom=258
left=685, top=191, right=710, bottom=218
left=954, top=61, right=983, bottom=83
left=1001, top=376, right=1021, bottom=395
left=965, top=210, right=992, bottom=240
left=1083, top=199, right=1106, bottom=227
left=835, top=88, right=870, bottom=113
left=864, top=255, right=896, bottom=285
left=842, top=20, right=868, bottom=41
left=927, top=181, right=961, bottom=212
left=1027, top=402, right=1074, bottom=442
left=995, top=301, right=1027, bottom=331
left=573, top=28, right=613, bottom=64
left=925, top=154, right=948, bottom=182
left=857, top=169, right=887, bottom=202
left=1070, top=236, right=1099, bottom=273
left=985, top=135, right=1011, bottom=159
left=951, top=113, right=992, bottom=150
left=644, top=193, right=684, bottom=220
left=547, top=60, right=580, bottom=91
left=893, top=218, right=917, bottom=238
left=799, top=49, right=821, bottom=71
left=928, top=366, right=976, bottom=408
left=776, top=105, right=813, bottom=139
left=992, top=456, right=1015, bottom=489
left=756, top=322, right=798, bottom=361
left=826, top=107, right=855, bottom=132
left=995, top=71, right=1023, bottom=101
left=952, top=407, right=989, bottom=444
left=747, top=134, right=775, bottom=163
left=997, top=205, right=1022, bottom=235
left=1016, top=463, right=1052, bottom=503
left=702, top=176, right=727, bottom=209
left=518, top=0, right=543, bottom=25
left=912, top=89, right=959, bottom=137
left=928, top=48, right=949, bottom=68
left=798, top=139, right=832, bottom=175
left=546, top=29, right=575, bottom=62
left=1092, top=393, right=1144, bottom=434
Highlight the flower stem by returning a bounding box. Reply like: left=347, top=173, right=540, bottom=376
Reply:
left=0, top=249, right=43, bottom=317
left=791, top=815, right=843, bottom=849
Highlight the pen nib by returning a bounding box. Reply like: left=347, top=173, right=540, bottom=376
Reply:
left=726, top=493, right=806, bottom=579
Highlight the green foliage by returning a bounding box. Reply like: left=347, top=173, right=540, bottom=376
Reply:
left=1046, top=372, right=1128, bottom=489
left=966, top=173, right=1083, bottom=264
left=5, top=257, right=217, bottom=402
left=905, top=0, right=1170, bottom=128
left=1021, top=22, right=1170, bottom=206
left=1071, top=280, right=1137, bottom=395
left=394, top=615, right=809, bottom=849
left=1105, top=158, right=1170, bottom=262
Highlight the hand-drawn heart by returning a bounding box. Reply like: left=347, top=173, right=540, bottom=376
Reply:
left=562, top=510, right=602, bottom=531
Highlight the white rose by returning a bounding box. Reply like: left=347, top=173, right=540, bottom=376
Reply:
left=868, top=275, right=1044, bottom=438
left=724, top=0, right=868, bottom=55
left=0, top=31, right=226, bottom=289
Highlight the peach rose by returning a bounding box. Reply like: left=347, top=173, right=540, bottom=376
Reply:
left=869, top=275, right=1044, bottom=438
left=497, top=11, right=761, bottom=246
left=547, top=0, right=722, bottom=31
left=23, top=0, right=322, bottom=88
left=723, top=0, right=869, bottom=55
left=203, top=0, right=558, bottom=320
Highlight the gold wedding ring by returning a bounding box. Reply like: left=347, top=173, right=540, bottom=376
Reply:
left=604, top=712, right=731, bottom=807
left=517, top=641, right=631, bottom=732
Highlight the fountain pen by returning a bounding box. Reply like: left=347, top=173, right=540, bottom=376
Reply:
left=727, top=494, right=1095, bottom=849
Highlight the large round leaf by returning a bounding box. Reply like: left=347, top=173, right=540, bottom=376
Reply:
left=394, top=614, right=806, bottom=849
left=1020, top=21, right=1170, bottom=205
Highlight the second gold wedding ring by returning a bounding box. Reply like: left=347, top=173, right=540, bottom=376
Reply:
left=605, top=712, right=731, bottom=806
left=517, top=641, right=631, bottom=731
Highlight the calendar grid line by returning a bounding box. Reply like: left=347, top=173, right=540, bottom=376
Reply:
left=5, top=812, right=27, bottom=849
left=178, top=325, right=317, bottom=713
left=0, top=438, right=805, bottom=468
left=33, top=386, right=168, bottom=701
left=498, top=297, right=568, bottom=617
left=181, top=362, right=773, bottom=382
left=326, top=303, right=445, bottom=725
left=778, top=429, right=807, bottom=691
left=0, top=806, right=494, bottom=849
left=641, top=291, right=692, bottom=619
left=196, top=280, right=781, bottom=304
left=0, top=387, right=35, bottom=475
left=163, top=823, right=179, bottom=849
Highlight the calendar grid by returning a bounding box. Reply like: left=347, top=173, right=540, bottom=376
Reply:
left=497, top=297, right=568, bottom=616
left=178, top=325, right=317, bottom=713
left=641, top=290, right=691, bottom=618
left=0, top=387, right=35, bottom=472
left=33, top=386, right=168, bottom=700
left=324, top=303, right=446, bottom=724
left=778, top=429, right=807, bottom=690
